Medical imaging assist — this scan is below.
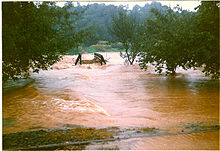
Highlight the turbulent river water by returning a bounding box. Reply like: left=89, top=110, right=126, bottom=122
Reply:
left=3, top=52, right=219, bottom=149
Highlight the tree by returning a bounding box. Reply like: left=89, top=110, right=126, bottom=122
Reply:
left=138, top=6, right=196, bottom=75
left=108, top=8, right=140, bottom=65
left=73, top=3, right=119, bottom=45
left=56, top=2, right=92, bottom=51
left=2, top=2, right=87, bottom=81
left=68, top=2, right=170, bottom=46
left=138, top=2, right=219, bottom=78
left=192, top=1, right=219, bottom=78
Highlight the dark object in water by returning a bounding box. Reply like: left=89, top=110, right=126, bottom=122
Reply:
left=94, top=53, right=106, bottom=65
left=75, top=54, right=82, bottom=65
left=75, top=53, right=106, bottom=65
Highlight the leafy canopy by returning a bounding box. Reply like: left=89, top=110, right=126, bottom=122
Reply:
left=192, top=1, right=219, bottom=78
left=108, top=8, right=140, bottom=65
left=138, top=2, right=219, bottom=78
left=2, top=2, right=89, bottom=81
left=138, top=7, right=195, bottom=75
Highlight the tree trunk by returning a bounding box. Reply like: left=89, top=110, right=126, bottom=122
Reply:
left=125, top=49, right=133, bottom=65
left=130, top=51, right=137, bottom=65
left=170, top=66, right=177, bottom=76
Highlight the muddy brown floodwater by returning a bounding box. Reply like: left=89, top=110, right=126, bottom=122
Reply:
left=3, top=52, right=219, bottom=149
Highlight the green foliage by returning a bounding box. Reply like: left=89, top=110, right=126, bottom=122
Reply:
left=68, top=2, right=172, bottom=46
left=64, top=2, right=172, bottom=46
left=192, top=1, right=219, bottom=78
left=73, top=3, right=120, bottom=45
left=3, top=2, right=59, bottom=81
left=66, top=45, right=122, bottom=54
left=2, top=2, right=89, bottom=81
left=110, top=43, right=124, bottom=49
left=138, top=7, right=195, bottom=75
left=83, top=47, right=121, bottom=53
left=108, top=8, right=140, bottom=65
left=138, top=2, right=219, bottom=78
left=3, top=2, right=218, bottom=80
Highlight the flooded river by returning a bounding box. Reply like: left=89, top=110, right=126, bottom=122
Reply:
left=3, top=52, right=219, bottom=149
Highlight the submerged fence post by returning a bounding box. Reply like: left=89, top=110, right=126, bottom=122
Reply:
left=75, top=53, right=82, bottom=65
left=94, top=53, right=106, bottom=65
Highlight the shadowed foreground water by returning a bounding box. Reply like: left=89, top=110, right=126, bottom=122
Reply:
left=3, top=52, right=219, bottom=149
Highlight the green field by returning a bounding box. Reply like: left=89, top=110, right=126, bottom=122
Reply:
left=65, top=43, right=125, bottom=55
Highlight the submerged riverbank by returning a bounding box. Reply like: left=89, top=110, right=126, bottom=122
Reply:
left=3, top=123, right=219, bottom=150
left=3, top=52, right=219, bottom=149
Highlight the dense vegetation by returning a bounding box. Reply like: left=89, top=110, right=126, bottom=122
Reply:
left=137, top=1, right=219, bottom=78
left=108, top=8, right=140, bottom=65
left=2, top=1, right=219, bottom=81
left=74, top=2, right=168, bottom=45
left=71, top=1, right=219, bottom=77
left=192, top=2, right=219, bottom=78
left=2, top=2, right=90, bottom=81
left=138, top=7, right=196, bottom=75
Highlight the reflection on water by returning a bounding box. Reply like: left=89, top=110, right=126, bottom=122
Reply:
left=3, top=53, right=219, bottom=149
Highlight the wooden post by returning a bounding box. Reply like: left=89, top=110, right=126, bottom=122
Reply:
left=94, top=53, right=106, bottom=65
left=75, top=54, right=82, bottom=65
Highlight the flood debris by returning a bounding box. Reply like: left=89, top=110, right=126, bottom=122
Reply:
left=75, top=53, right=107, bottom=65
left=94, top=53, right=106, bottom=65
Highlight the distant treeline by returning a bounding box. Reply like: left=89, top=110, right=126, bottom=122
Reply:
left=71, top=2, right=175, bottom=46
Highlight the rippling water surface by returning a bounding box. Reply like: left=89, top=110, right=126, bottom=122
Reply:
left=3, top=52, right=219, bottom=149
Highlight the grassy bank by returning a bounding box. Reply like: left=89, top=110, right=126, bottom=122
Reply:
left=65, top=47, right=124, bottom=55
left=64, top=42, right=125, bottom=55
